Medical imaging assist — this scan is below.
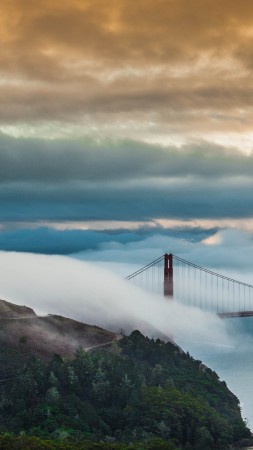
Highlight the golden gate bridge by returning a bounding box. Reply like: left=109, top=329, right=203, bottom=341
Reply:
left=125, top=253, right=253, bottom=318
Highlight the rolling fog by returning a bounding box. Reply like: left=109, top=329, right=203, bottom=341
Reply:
left=0, top=250, right=234, bottom=349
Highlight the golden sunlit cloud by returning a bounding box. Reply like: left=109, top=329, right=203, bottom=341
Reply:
left=9, top=218, right=253, bottom=234
left=156, top=218, right=253, bottom=233
left=0, top=0, right=253, bottom=148
left=202, top=233, right=223, bottom=246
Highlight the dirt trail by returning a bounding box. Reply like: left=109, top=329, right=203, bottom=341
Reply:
left=87, top=333, right=122, bottom=351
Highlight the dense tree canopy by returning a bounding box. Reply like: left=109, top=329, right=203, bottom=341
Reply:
left=0, top=331, right=251, bottom=450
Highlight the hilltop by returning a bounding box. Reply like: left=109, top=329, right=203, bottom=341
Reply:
left=0, top=298, right=36, bottom=319
left=0, top=299, right=116, bottom=363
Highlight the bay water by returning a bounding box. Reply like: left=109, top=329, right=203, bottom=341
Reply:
left=179, top=317, right=253, bottom=430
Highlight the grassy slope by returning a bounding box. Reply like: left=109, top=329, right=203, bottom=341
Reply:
left=0, top=299, right=116, bottom=363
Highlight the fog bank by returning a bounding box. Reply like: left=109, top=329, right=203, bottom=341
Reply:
left=0, top=251, right=233, bottom=350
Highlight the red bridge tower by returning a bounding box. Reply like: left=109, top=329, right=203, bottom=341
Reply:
left=164, top=253, right=173, bottom=298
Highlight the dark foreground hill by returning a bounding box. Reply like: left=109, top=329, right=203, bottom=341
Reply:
left=0, top=300, right=251, bottom=450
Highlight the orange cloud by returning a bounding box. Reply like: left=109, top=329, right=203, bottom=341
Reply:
left=1, top=0, right=253, bottom=144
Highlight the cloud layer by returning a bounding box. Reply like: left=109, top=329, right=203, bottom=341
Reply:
left=1, top=0, right=253, bottom=146
left=1, top=134, right=253, bottom=226
left=1, top=1, right=253, bottom=246
left=2, top=134, right=253, bottom=182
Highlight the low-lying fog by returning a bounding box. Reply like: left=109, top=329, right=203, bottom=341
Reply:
left=0, top=249, right=239, bottom=349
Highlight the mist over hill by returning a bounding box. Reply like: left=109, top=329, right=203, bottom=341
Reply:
left=0, top=299, right=116, bottom=361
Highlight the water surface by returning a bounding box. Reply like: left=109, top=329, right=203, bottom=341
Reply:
left=179, top=317, right=253, bottom=429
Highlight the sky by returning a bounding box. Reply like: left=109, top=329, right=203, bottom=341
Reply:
left=1, top=0, right=253, bottom=270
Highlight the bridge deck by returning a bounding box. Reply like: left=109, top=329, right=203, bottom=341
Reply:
left=218, top=311, right=253, bottom=318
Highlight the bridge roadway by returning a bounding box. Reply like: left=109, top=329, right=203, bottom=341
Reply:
left=218, top=311, right=253, bottom=318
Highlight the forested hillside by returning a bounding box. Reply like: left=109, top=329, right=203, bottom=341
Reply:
left=0, top=330, right=251, bottom=450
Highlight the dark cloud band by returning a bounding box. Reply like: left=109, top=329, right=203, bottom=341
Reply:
left=0, top=134, right=253, bottom=182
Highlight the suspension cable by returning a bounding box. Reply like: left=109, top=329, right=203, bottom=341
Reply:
left=172, top=254, right=253, bottom=290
